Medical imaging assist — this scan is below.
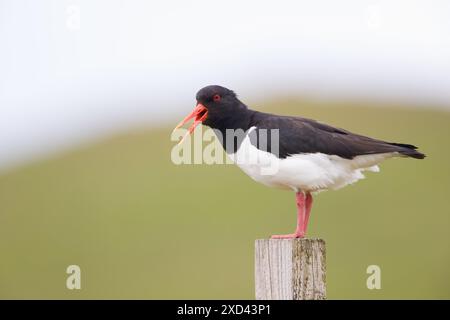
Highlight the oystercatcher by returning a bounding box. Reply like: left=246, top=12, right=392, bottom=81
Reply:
left=174, top=85, right=425, bottom=239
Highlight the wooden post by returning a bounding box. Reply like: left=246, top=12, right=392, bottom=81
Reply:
left=255, top=239, right=326, bottom=300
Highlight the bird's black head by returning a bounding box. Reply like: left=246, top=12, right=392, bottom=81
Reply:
left=195, top=85, right=245, bottom=128
left=174, top=85, right=248, bottom=142
left=195, top=85, right=237, bottom=106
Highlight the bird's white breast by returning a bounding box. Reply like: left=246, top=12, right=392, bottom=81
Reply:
left=228, top=127, right=394, bottom=192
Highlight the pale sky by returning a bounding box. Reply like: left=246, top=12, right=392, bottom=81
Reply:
left=0, top=0, right=449, bottom=170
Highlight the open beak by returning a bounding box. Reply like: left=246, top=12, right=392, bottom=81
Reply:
left=173, top=103, right=208, bottom=144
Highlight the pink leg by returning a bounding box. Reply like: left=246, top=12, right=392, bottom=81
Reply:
left=303, top=193, right=313, bottom=235
left=271, top=191, right=312, bottom=239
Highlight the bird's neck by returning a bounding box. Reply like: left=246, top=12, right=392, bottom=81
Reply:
left=209, top=105, right=257, bottom=154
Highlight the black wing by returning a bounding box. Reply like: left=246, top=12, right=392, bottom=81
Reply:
left=250, top=113, right=425, bottom=159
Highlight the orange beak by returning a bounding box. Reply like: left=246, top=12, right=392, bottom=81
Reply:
left=173, top=103, right=208, bottom=144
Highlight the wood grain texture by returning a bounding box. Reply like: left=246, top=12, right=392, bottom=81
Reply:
left=255, top=239, right=326, bottom=300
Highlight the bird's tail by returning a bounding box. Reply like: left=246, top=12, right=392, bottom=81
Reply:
left=389, top=142, right=426, bottom=159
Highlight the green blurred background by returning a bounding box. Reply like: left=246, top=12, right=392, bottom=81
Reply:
left=1, top=99, right=449, bottom=299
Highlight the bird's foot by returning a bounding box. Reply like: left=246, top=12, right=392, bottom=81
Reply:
left=271, top=232, right=304, bottom=239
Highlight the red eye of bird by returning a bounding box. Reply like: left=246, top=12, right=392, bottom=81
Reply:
left=213, top=94, right=221, bottom=102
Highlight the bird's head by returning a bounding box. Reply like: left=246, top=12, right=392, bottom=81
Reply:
left=173, top=85, right=244, bottom=143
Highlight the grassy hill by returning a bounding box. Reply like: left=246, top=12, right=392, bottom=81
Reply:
left=0, top=99, right=449, bottom=299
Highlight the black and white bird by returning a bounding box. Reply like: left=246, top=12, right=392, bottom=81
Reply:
left=174, top=85, right=425, bottom=239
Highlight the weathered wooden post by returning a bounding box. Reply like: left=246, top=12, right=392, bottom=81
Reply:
left=255, top=239, right=326, bottom=300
